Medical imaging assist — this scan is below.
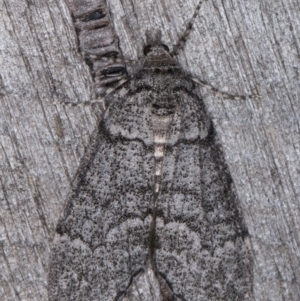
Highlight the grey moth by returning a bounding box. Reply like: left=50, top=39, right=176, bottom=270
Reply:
left=48, top=1, right=253, bottom=300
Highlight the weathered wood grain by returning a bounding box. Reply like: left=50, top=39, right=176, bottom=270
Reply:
left=0, top=0, right=299, bottom=300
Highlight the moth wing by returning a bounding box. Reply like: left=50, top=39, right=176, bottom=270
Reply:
left=48, top=91, right=156, bottom=301
left=155, top=91, right=253, bottom=301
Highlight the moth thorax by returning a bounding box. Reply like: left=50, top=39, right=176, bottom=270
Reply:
left=143, top=44, right=175, bottom=68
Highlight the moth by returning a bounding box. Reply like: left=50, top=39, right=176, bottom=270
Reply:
left=48, top=1, right=253, bottom=300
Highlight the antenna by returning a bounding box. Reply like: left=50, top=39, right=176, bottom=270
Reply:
left=171, top=0, right=207, bottom=57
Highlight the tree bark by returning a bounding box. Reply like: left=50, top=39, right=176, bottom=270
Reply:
left=0, top=0, right=299, bottom=300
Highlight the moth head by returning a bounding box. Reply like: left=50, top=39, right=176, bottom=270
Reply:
left=143, top=44, right=175, bottom=67
left=143, top=30, right=175, bottom=67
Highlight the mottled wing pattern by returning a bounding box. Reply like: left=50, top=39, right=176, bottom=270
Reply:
left=155, top=88, right=253, bottom=301
left=48, top=90, right=156, bottom=301
left=49, top=30, right=254, bottom=298
left=49, top=82, right=252, bottom=301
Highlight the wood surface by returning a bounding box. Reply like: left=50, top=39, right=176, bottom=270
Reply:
left=0, top=0, right=299, bottom=300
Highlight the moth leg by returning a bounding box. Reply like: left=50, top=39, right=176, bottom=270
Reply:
left=97, top=76, right=130, bottom=98
left=192, top=77, right=261, bottom=100
left=95, top=56, right=141, bottom=73
left=53, top=77, right=130, bottom=109
left=95, top=71, right=129, bottom=96
left=53, top=97, right=106, bottom=112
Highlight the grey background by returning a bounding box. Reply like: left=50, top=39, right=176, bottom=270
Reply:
left=0, top=0, right=299, bottom=300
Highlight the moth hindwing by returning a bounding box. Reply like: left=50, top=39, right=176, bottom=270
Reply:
left=48, top=1, right=254, bottom=301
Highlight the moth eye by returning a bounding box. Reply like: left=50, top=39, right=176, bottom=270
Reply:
left=144, top=45, right=152, bottom=55
left=162, top=44, right=169, bottom=52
